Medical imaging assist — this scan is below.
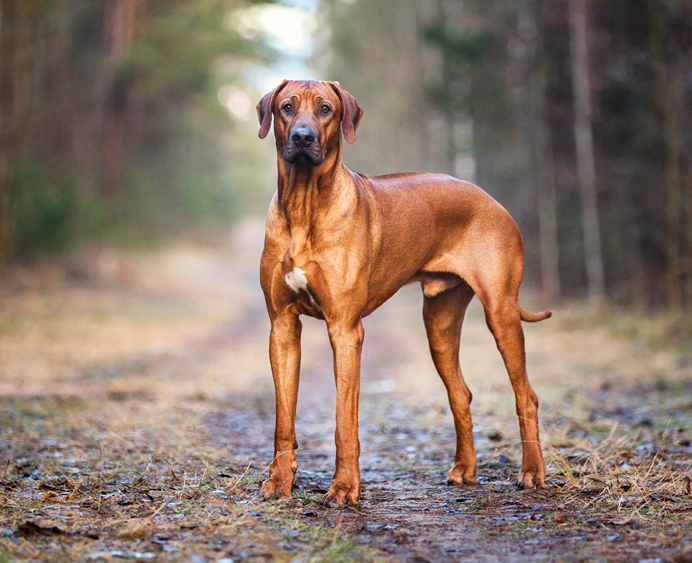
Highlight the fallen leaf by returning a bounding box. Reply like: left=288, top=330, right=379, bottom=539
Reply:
left=551, top=513, right=568, bottom=524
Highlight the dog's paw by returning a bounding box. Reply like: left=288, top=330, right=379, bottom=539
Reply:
left=446, top=462, right=476, bottom=486
left=324, top=481, right=360, bottom=506
left=516, top=470, right=546, bottom=489
left=259, top=476, right=293, bottom=500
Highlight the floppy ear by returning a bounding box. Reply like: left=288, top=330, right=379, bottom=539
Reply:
left=329, top=82, right=364, bottom=144
left=257, top=80, right=289, bottom=139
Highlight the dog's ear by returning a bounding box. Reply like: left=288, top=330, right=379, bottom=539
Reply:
left=257, top=80, right=289, bottom=139
left=329, top=82, right=364, bottom=144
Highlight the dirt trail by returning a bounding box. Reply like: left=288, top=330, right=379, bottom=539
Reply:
left=1, top=219, right=691, bottom=562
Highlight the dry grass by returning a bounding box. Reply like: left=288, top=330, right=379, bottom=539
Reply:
left=0, top=392, right=387, bottom=562
left=545, top=421, right=691, bottom=518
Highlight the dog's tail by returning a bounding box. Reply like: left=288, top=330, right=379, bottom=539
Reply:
left=519, top=306, right=552, bottom=322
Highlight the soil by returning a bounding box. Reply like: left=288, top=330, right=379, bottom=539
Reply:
left=1, top=219, right=691, bottom=562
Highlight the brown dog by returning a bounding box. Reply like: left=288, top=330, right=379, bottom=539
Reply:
left=256, top=80, right=551, bottom=505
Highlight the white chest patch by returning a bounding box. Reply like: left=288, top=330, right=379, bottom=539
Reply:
left=285, top=268, right=309, bottom=293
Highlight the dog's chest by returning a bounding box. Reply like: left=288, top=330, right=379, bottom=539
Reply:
left=285, top=268, right=309, bottom=293
left=283, top=264, right=323, bottom=318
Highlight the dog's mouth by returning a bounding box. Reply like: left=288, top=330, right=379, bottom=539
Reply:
left=282, top=145, right=324, bottom=166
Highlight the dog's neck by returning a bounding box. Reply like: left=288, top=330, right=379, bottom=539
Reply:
left=277, top=142, right=353, bottom=229
left=276, top=143, right=355, bottom=264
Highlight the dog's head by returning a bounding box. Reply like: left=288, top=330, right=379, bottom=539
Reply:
left=257, top=80, right=363, bottom=166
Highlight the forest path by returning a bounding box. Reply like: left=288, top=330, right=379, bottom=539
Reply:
left=0, top=219, right=690, bottom=562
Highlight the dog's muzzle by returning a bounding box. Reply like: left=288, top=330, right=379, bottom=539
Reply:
left=283, top=126, right=324, bottom=166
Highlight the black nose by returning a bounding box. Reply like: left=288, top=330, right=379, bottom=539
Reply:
left=291, top=126, right=316, bottom=148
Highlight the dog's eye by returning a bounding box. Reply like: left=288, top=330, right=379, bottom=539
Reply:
left=282, top=104, right=293, bottom=114
left=320, top=105, right=331, bottom=115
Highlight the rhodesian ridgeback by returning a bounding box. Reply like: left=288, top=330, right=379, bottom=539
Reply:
left=257, top=80, right=551, bottom=505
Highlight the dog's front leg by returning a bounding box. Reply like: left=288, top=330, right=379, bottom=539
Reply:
left=260, top=311, right=302, bottom=499
left=324, top=319, right=364, bottom=505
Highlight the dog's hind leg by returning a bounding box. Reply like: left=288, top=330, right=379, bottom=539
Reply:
left=478, top=292, right=546, bottom=489
left=423, top=282, right=477, bottom=485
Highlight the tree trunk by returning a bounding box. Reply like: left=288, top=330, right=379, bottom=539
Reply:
left=437, top=0, right=456, bottom=177
left=521, top=0, right=560, bottom=302
left=0, top=0, right=18, bottom=276
left=568, top=0, right=605, bottom=306
left=47, top=0, right=72, bottom=176
left=649, top=1, right=682, bottom=312
left=683, top=168, right=692, bottom=309
left=0, top=0, right=37, bottom=273
left=100, top=0, right=143, bottom=197
left=533, top=64, right=561, bottom=303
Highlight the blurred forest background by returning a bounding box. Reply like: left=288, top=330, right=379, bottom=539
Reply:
left=1, top=0, right=691, bottom=313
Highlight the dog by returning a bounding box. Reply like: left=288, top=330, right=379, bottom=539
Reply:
left=256, top=80, right=551, bottom=505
